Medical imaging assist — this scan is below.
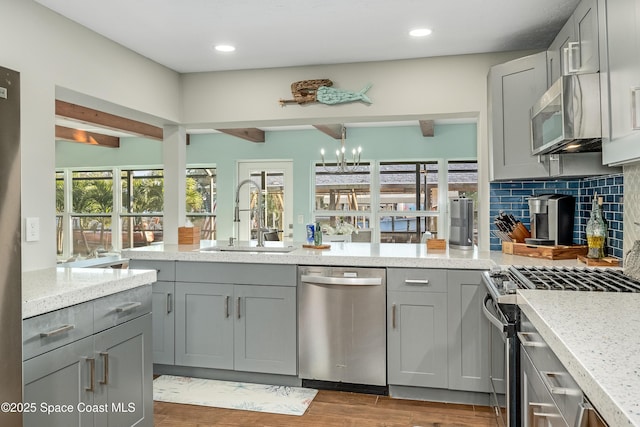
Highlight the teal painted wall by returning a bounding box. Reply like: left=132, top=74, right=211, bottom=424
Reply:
left=56, top=123, right=477, bottom=240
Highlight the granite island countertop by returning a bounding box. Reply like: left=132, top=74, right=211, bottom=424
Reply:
left=122, top=241, right=593, bottom=270
left=518, top=290, right=640, bottom=427
left=23, top=267, right=157, bottom=319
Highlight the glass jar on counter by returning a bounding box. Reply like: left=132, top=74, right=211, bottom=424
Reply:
left=586, top=194, right=606, bottom=259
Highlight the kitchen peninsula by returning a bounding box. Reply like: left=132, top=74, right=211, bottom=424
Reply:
left=22, top=267, right=157, bottom=427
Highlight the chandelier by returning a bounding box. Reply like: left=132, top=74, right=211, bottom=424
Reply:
left=319, top=126, right=362, bottom=173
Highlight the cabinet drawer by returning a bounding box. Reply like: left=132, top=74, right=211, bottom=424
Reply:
left=23, top=301, right=94, bottom=360
left=94, top=285, right=152, bottom=333
left=176, top=261, right=296, bottom=286
left=129, top=259, right=176, bottom=282
left=387, top=268, right=447, bottom=292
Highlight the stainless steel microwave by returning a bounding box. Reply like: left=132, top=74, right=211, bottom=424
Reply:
left=530, top=73, right=602, bottom=155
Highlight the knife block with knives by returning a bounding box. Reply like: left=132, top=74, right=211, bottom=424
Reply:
left=493, top=211, right=531, bottom=243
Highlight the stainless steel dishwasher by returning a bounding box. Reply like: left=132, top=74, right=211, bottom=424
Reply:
left=298, top=266, right=386, bottom=388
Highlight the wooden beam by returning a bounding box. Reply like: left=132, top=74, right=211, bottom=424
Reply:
left=55, top=100, right=163, bottom=141
left=216, top=128, right=265, bottom=143
left=55, top=125, right=120, bottom=148
left=314, top=124, right=344, bottom=139
left=419, top=120, right=435, bottom=137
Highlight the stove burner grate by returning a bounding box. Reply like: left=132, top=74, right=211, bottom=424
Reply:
left=511, top=266, right=640, bottom=292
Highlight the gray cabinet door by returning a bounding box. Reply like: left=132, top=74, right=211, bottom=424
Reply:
left=24, top=336, right=94, bottom=427
left=94, top=313, right=153, bottom=427
left=447, top=270, right=490, bottom=393
left=489, top=52, right=550, bottom=180
left=548, top=17, right=575, bottom=83
left=572, top=0, right=600, bottom=74
left=601, top=0, right=640, bottom=165
left=234, top=285, right=297, bottom=375
left=175, top=282, right=234, bottom=369
left=152, top=281, right=175, bottom=365
left=387, top=291, right=448, bottom=388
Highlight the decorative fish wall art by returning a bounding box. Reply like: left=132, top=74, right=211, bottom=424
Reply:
left=279, top=79, right=372, bottom=106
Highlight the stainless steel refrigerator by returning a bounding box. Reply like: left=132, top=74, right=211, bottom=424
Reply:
left=0, top=65, right=23, bottom=427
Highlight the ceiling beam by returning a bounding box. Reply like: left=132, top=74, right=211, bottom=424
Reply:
left=55, top=100, right=163, bottom=141
left=419, top=120, right=435, bottom=137
left=216, top=128, right=265, bottom=143
left=55, top=125, right=120, bottom=148
left=313, top=124, right=344, bottom=139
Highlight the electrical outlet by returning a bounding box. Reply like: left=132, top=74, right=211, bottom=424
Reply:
left=297, top=214, right=304, bottom=224
left=25, top=217, right=40, bottom=242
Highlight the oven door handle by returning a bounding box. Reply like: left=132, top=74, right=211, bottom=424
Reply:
left=482, top=294, right=507, bottom=333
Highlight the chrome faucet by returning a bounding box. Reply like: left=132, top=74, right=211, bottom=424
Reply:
left=233, top=179, right=264, bottom=247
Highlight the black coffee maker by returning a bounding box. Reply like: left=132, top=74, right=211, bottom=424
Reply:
left=527, top=194, right=574, bottom=245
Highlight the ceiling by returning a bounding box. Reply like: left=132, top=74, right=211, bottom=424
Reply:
left=35, top=0, right=579, bottom=74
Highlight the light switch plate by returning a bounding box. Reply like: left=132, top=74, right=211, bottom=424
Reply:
left=25, top=217, right=40, bottom=242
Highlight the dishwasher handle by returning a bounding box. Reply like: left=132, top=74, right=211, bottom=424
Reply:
left=300, top=274, right=383, bottom=286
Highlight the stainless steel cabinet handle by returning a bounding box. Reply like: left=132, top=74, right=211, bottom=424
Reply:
left=166, top=293, right=173, bottom=314
left=40, top=323, right=75, bottom=338
left=99, top=352, right=109, bottom=385
left=529, top=402, right=562, bottom=424
left=115, top=301, right=142, bottom=313
left=517, top=331, right=546, bottom=348
left=564, top=41, right=581, bottom=73
left=392, top=304, right=397, bottom=329
left=300, top=275, right=382, bottom=286
left=237, top=297, right=241, bottom=319
left=85, top=357, right=96, bottom=392
left=632, top=87, right=640, bottom=130
left=539, top=370, right=581, bottom=396
left=225, top=296, right=230, bottom=318
left=404, top=279, right=429, bottom=286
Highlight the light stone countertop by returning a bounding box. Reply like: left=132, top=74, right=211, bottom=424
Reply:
left=122, top=241, right=592, bottom=270
left=23, top=267, right=157, bottom=319
left=518, top=290, right=640, bottom=427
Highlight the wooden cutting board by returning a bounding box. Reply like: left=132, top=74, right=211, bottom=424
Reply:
left=502, top=241, right=588, bottom=260
left=577, top=255, right=621, bottom=266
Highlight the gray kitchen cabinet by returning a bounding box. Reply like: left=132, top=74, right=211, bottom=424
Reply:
left=600, top=0, right=640, bottom=165
left=93, top=313, right=153, bottom=427
left=489, top=51, right=613, bottom=180
left=23, top=286, right=153, bottom=427
left=447, top=270, right=491, bottom=393
left=547, top=0, right=599, bottom=80
left=547, top=17, right=576, bottom=84
left=233, top=285, right=297, bottom=375
left=387, top=268, right=449, bottom=389
left=23, top=336, right=95, bottom=427
left=489, top=52, right=550, bottom=180
left=129, top=259, right=176, bottom=365
left=175, top=282, right=234, bottom=369
left=174, top=261, right=297, bottom=376
left=572, top=0, right=600, bottom=74
left=151, top=281, right=175, bottom=365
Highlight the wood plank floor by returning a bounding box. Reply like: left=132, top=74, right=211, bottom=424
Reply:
left=154, top=389, right=500, bottom=427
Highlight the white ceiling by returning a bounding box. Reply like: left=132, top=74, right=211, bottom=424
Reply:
left=35, top=0, right=579, bottom=74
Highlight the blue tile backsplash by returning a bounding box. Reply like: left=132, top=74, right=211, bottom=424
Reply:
left=489, top=173, right=624, bottom=258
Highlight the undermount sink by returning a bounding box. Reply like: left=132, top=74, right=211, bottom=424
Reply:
left=197, top=245, right=296, bottom=254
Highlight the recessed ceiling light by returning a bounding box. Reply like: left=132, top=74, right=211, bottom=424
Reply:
left=214, top=44, right=236, bottom=52
left=409, top=28, right=432, bottom=37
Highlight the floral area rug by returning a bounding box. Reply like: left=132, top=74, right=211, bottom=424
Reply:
left=153, top=375, right=318, bottom=416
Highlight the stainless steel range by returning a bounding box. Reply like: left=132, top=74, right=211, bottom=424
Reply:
left=481, top=266, right=640, bottom=427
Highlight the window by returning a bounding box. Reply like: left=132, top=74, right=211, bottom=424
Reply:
left=70, top=170, right=114, bottom=256
left=314, top=163, right=371, bottom=240
left=378, top=161, right=440, bottom=243
left=186, top=168, right=217, bottom=240
left=121, top=169, right=164, bottom=249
